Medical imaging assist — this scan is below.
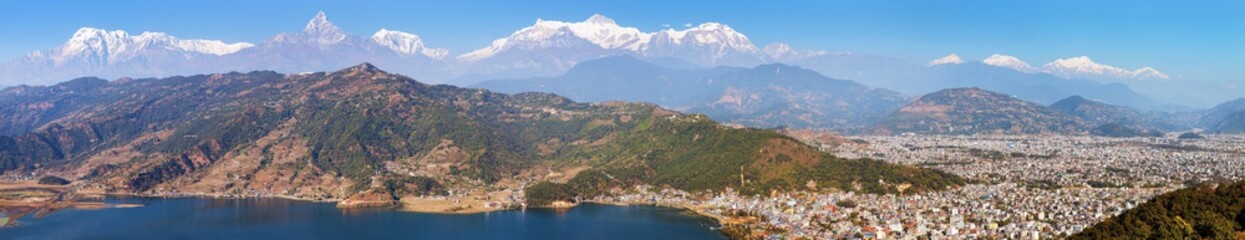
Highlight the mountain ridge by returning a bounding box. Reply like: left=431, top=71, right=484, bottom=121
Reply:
left=873, top=87, right=1089, bottom=135
left=0, top=63, right=962, bottom=203
left=474, top=55, right=910, bottom=132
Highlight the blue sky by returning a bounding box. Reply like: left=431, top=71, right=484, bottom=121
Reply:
left=1, top=0, right=1241, bottom=82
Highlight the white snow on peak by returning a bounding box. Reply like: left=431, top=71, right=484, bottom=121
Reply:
left=584, top=13, right=615, bottom=25
left=927, top=54, right=964, bottom=66
left=302, top=11, right=347, bottom=45
left=175, top=39, right=254, bottom=56
left=1041, top=56, right=1169, bottom=80
left=1043, top=56, right=1127, bottom=75
left=458, top=14, right=759, bottom=62
left=763, top=43, right=828, bottom=60
left=459, top=14, right=651, bottom=61
left=46, top=27, right=252, bottom=65
left=650, top=22, right=757, bottom=52
left=762, top=43, right=794, bottom=58
left=371, top=29, right=449, bottom=59
left=1131, top=67, right=1170, bottom=80
left=982, top=54, right=1038, bottom=73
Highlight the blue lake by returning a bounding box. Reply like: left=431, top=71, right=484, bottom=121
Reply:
left=0, top=197, right=726, bottom=240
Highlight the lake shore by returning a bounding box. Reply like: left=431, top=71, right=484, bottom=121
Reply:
left=14, top=181, right=735, bottom=232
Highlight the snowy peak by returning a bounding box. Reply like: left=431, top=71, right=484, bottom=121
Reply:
left=458, top=14, right=761, bottom=64
left=1043, top=56, right=1125, bottom=75
left=763, top=43, right=795, bottom=59
left=302, top=11, right=347, bottom=45
left=1042, top=56, right=1169, bottom=80
left=175, top=39, right=254, bottom=56
left=927, top=54, right=964, bottom=66
left=459, top=14, right=651, bottom=62
left=529, top=13, right=648, bottom=49
left=46, top=27, right=252, bottom=64
left=584, top=13, right=616, bottom=25
left=371, top=29, right=449, bottom=59
left=304, top=11, right=338, bottom=34
left=1131, top=67, right=1170, bottom=80
left=652, top=22, right=756, bottom=52
left=763, top=43, right=828, bottom=60
left=982, top=54, right=1038, bottom=73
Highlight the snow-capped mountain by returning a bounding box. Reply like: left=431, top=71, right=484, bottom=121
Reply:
left=453, top=14, right=766, bottom=83
left=1042, top=56, right=1169, bottom=81
left=756, top=43, right=826, bottom=61
left=924, top=54, right=1169, bottom=82
left=0, top=27, right=254, bottom=85
left=50, top=27, right=253, bottom=64
left=642, top=22, right=763, bottom=66
left=0, top=11, right=452, bottom=85
left=225, top=11, right=452, bottom=81
left=372, top=29, right=449, bottom=59
left=982, top=54, right=1039, bottom=73
left=926, top=54, right=964, bottom=66
left=459, top=14, right=648, bottom=62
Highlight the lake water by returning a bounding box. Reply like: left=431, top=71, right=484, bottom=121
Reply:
left=0, top=197, right=726, bottom=240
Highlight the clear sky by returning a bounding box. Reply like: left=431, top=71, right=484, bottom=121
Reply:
left=1, top=0, right=1242, bottom=82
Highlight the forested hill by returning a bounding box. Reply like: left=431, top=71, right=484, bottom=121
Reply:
left=0, top=63, right=961, bottom=202
left=1071, top=181, right=1245, bottom=239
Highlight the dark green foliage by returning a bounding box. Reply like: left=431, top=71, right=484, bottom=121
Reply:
left=128, top=156, right=199, bottom=191
left=381, top=175, right=447, bottom=197
left=1071, top=181, right=1245, bottom=239
left=1179, top=132, right=1206, bottom=139
left=525, top=182, right=575, bottom=206
left=1091, top=122, right=1161, bottom=138
left=37, top=175, right=70, bottom=185
left=967, top=148, right=1008, bottom=161
left=1086, top=180, right=1121, bottom=188
left=525, top=107, right=964, bottom=204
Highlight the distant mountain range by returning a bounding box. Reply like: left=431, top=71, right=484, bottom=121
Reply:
left=1213, top=111, right=1245, bottom=133
left=0, top=63, right=961, bottom=202
left=0, top=12, right=771, bottom=86
left=1, top=12, right=1240, bottom=138
left=452, top=14, right=765, bottom=83
left=1050, top=95, right=1179, bottom=132
left=3, top=12, right=1231, bottom=110
left=1200, top=98, right=1245, bottom=128
left=786, top=54, right=1182, bottom=111
left=0, top=12, right=450, bottom=85
left=872, top=88, right=1089, bottom=135
left=924, top=54, right=1169, bottom=81
left=475, top=56, right=909, bottom=132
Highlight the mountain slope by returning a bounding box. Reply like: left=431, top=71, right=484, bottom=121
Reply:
left=873, top=87, right=1088, bottom=135
left=0, top=63, right=960, bottom=201
left=1214, top=111, right=1245, bottom=134
left=1071, top=181, right=1245, bottom=240
left=474, top=56, right=910, bottom=131
left=1201, top=98, right=1245, bottom=129
left=1050, top=95, right=1180, bottom=132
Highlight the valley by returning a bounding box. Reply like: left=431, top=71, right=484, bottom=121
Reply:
left=0, top=4, right=1241, bottom=239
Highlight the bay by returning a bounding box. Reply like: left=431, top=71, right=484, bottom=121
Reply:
left=0, top=197, right=726, bottom=240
